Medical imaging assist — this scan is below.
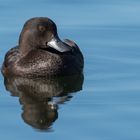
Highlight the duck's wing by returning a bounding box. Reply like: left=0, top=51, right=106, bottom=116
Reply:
left=3, top=46, right=20, bottom=67
left=2, top=46, right=20, bottom=76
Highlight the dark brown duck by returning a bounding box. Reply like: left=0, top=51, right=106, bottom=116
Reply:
left=2, top=17, right=84, bottom=77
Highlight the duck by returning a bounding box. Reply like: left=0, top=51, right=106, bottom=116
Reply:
left=2, top=17, right=84, bottom=77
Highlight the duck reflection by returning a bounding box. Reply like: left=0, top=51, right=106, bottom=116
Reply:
left=4, top=74, right=84, bottom=131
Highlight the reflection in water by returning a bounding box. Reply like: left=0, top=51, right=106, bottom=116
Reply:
left=4, top=75, right=84, bottom=131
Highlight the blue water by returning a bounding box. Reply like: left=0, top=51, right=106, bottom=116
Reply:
left=1, top=0, right=140, bottom=140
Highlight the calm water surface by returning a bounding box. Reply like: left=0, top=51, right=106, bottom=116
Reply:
left=0, top=0, right=140, bottom=140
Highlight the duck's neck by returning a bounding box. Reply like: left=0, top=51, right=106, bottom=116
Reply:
left=19, top=43, right=33, bottom=57
left=19, top=30, right=36, bottom=56
left=19, top=36, right=35, bottom=56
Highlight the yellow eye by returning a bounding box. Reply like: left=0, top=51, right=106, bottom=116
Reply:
left=38, top=25, right=46, bottom=32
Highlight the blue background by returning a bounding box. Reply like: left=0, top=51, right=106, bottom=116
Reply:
left=0, top=0, right=140, bottom=140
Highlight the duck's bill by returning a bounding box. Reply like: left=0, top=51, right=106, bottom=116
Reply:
left=47, top=37, right=72, bottom=52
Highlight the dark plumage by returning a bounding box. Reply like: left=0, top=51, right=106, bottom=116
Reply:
left=2, top=17, right=84, bottom=77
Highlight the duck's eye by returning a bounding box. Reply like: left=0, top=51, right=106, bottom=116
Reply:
left=38, top=25, right=46, bottom=32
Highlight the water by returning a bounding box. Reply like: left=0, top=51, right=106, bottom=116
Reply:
left=0, top=0, right=140, bottom=140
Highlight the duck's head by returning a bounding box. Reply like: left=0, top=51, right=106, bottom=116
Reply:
left=19, top=17, right=72, bottom=55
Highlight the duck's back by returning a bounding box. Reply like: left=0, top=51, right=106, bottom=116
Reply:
left=2, top=46, right=20, bottom=75
left=2, top=47, right=84, bottom=77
